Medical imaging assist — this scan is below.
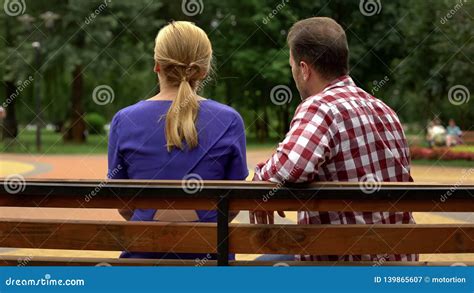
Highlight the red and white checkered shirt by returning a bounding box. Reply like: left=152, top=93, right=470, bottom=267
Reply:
left=255, top=75, right=418, bottom=262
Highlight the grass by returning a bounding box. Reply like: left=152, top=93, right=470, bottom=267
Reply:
left=411, top=159, right=473, bottom=168
left=1, top=129, right=108, bottom=154
left=0, top=129, right=278, bottom=154
left=2, top=129, right=473, bottom=169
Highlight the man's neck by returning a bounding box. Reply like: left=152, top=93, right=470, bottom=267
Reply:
left=306, top=76, right=339, bottom=98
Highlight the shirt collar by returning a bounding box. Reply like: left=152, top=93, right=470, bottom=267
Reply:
left=302, top=75, right=355, bottom=102
left=322, top=75, right=355, bottom=92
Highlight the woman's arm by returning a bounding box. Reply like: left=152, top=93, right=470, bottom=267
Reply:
left=225, top=114, right=249, bottom=222
left=107, top=112, right=131, bottom=221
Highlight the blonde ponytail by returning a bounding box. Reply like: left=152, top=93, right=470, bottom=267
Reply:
left=153, top=21, right=212, bottom=151
left=165, top=73, right=199, bottom=151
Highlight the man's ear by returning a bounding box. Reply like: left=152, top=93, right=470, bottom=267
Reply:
left=299, top=61, right=311, bottom=81
left=154, top=63, right=160, bottom=73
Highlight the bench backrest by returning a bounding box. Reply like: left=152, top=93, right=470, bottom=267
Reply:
left=0, top=179, right=473, bottom=266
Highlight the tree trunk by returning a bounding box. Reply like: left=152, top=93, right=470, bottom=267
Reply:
left=261, top=105, right=269, bottom=141
left=2, top=81, right=18, bottom=139
left=2, top=16, right=18, bottom=140
left=64, top=64, right=86, bottom=143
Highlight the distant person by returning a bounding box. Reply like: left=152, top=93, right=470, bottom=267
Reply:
left=250, top=17, right=417, bottom=262
left=446, top=119, right=462, bottom=147
left=426, top=118, right=446, bottom=148
left=108, top=21, right=248, bottom=260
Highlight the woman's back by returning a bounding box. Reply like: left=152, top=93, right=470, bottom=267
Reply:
left=109, top=99, right=247, bottom=182
left=108, top=99, right=247, bottom=259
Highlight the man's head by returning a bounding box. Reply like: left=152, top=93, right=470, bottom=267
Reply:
left=287, top=17, right=349, bottom=99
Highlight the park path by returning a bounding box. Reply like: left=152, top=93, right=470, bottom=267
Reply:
left=2, top=150, right=473, bottom=184
left=0, top=151, right=473, bottom=262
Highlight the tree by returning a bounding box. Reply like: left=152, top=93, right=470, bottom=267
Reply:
left=1, top=14, right=19, bottom=140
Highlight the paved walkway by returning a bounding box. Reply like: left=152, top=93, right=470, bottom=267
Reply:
left=2, top=151, right=473, bottom=184
left=0, top=151, right=473, bottom=262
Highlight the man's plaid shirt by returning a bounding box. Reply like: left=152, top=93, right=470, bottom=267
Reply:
left=255, top=75, right=418, bottom=262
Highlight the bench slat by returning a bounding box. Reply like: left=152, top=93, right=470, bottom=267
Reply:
left=2, top=180, right=472, bottom=201
left=1, top=180, right=472, bottom=211
left=230, top=199, right=474, bottom=212
left=1, top=256, right=473, bottom=266
left=0, top=180, right=472, bottom=265
left=0, top=219, right=216, bottom=253
left=0, top=196, right=217, bottom=210
left=1, top=219, right=473, bottom=255
left=0, top=196, right=473, bottom=212
left=230, top=224, right=474, bottom=255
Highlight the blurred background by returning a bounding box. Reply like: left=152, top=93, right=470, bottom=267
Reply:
left=0, top=0, right=472, bottom=156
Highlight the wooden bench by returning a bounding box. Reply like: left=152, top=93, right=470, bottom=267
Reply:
left=0, top=179, right=473, bottom=266
left=462, top=130, right=474, bottom=144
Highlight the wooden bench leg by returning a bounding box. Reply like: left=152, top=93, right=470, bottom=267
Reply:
left=217, top=193, right=230, bottom=266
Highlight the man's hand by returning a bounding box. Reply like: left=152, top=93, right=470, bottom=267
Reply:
left=251, top=163, right=286, bottom=223
left=249, top=211, right=286, bottom=224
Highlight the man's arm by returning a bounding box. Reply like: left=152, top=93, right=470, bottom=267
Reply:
left=255, top=102, right=337, bottom=183
left=250, top=102, right=338, bottom=224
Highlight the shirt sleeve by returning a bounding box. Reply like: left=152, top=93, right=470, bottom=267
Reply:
left=254, top=102, right=337, bottom=183
left=107, top=112, right=128, bottom=179
left=225, top=114, right=249, bottom=180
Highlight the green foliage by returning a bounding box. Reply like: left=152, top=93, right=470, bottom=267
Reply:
left=85, top=112, right=106, bottom=135
left=1, top=0, right=473, bottom=144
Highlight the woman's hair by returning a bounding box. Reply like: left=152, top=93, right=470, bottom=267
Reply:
left=154, top=21, right=212, bottom=151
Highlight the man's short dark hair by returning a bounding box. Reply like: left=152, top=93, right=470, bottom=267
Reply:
left=287, top=17, right=349, bottom=79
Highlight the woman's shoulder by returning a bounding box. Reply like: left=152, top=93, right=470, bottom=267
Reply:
left=111, top=100, right=162, bottom=123
left=116, top=100, right=154, bottom=116
left=201, top=99, right=243, bottom=124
